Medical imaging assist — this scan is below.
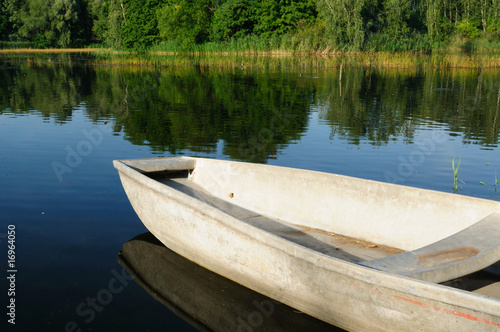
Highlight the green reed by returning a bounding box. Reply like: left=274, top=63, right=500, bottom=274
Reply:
left=2, top=46, right=499, bottom=69
left=496, top=172, right=498, bottom=192
left=483, top=171, right=499, bottom=192
left=452, top=156, right=461, bottom=192
left=86, top=50, right=500, bottom=70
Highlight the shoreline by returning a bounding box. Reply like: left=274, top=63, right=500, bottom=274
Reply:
left=1, top=48, right=500, bottom=69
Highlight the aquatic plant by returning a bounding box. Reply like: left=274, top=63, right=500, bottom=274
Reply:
left=452, top=156, right=461, bottom=192
left=483, top=171, right=499, bottom=192
left=496, top=172, right=498, bottom=192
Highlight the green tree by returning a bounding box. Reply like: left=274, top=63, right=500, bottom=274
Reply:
left=14, top=0, right=48, bottom=42
left=210, top=0, right=258, bottom=41
left=157, top=0, right=212, bottom=50
left=14, top=0, right=80, bottom=47
left=467, top=0, right=499, bottom=36
left=2, top=0, right=23, bottom=40
left=425, top=0, right=459, bottom=43
left=90, top=0, right=130, bottom=49
left=120, top=0, right=162, bottom=50
left=316, top=0, right=377, bottom=49
left=71, top=0, right=94, bottom=46
left=382, top=0, right=411, bottom=39
left=0, top=3, right=8, bottom=40
left=88, top=0, right=110, bottom=44
left=106, top=0, right=126, bottom=48
left=487, top=0, right=500, bottom=37
left=49, top=0, right=80, bottom=47
left=254, top=0, right=317, bottom=36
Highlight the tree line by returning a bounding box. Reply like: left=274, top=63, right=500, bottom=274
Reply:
left=0, top=0, right=499, bottom=51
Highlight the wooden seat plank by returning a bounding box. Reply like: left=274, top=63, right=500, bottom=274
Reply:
left=360, top=212, right=500, bottom=283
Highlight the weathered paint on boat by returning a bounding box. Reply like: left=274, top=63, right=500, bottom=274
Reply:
left=114, top=157, right=500, bottom=331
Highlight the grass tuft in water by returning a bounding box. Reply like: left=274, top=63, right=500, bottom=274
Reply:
left=452, top=156, right=461, bottom=192
left=496, top=172, right=498, bottom=192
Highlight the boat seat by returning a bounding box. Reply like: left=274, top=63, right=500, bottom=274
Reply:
left=359, top=212, right=500, bottom=283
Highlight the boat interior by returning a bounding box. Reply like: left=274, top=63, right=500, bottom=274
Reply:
left=148, top=170, right=404, bottom=262
left=146, top=169, right=500, bottom=299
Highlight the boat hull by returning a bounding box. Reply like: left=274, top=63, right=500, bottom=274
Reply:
left=115, top=157, right=500, bottom=331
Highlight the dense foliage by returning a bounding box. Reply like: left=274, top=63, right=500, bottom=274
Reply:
left=0, top=0, right=498, bottom=51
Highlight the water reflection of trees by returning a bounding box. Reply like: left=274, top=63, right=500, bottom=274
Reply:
left=82, top=67, right=312, bottom=162
left=0, top=62, right=93, bottom=123
left=317, top=68, right=500, bottom=146
left=0, top=58, right=499, bottom=163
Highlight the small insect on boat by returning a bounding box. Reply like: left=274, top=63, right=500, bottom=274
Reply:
left=114, top=157, right=500, bottom=331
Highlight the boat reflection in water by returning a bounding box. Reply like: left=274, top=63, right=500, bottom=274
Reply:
left=118, top=232, right=343, bottom=332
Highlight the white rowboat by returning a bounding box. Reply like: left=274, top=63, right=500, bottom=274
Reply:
left=114, top=157, right=500, bottom=331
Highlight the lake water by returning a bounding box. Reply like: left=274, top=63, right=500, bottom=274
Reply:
left=1, top=53, right=499, bottom=331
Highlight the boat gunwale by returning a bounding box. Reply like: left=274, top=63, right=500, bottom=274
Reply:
left=113, top=157, right=500, bottom=317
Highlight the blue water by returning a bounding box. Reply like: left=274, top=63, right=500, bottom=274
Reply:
left=1, top=110, right=194, bottom=331
left=1, top=56, right=499, bottom=331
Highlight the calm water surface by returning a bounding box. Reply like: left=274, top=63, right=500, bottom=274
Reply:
left=0, top=54, right=499, bottom=331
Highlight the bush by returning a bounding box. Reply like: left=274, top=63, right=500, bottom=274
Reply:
left=32, top=34, right=52, bottom=49
left=456, top=20, right=482, bottom=40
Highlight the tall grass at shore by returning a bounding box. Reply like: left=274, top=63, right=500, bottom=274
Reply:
left=149, top=32, right=500, bottom=56
left=150, top=33, right=332, bottom=56
left=1, top=43, right=500, bottom=69
left=144, top=32, right=500, bottom=69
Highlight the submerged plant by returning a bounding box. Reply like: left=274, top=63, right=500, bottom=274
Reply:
left=452, top=156, right=461, bottom=192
